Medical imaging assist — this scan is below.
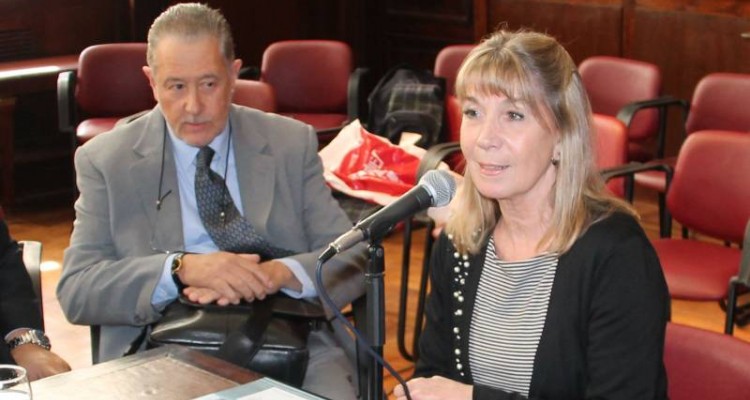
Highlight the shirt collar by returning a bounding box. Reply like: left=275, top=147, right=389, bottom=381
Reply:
left=166, top=119, right=231, bottom=171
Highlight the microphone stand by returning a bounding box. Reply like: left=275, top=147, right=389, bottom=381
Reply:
left=363, top=240, right=385, bottom=400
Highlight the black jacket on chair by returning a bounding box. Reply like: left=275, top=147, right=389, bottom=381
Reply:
left=0, top=220, right=43, bottom=364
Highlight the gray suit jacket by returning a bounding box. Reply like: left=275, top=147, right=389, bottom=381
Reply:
left=58, top=105, right=366, bottom=362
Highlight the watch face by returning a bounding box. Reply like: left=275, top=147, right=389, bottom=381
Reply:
left=31, top=330, right=51, bottom=347
left=171, top=252, right=185, bottom=274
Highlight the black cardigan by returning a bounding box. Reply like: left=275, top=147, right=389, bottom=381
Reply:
left=414, top=212, right=669, bottom=400
left=0, top=220, right=44, bottom=364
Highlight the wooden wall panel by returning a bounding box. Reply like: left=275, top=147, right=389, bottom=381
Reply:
left=132, top=1, right=363, bottom=68
left=385, top=0, right=473, bottom=23
left=487, top=0, right=624, bottom=63
left=194, top=0, right=350, bottom=69
left=630, top=0, right=750, bottom=155
left=0, top=0, right=129, bottom=60
left=632, top=2, right=750, bottom=99
left=365, top=0, right=476, bottom=76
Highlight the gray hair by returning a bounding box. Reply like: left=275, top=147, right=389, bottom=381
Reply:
left=147, top=3, right=235, bottom=67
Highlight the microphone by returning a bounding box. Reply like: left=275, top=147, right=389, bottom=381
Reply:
left=320, top=169, right=456, bottom=261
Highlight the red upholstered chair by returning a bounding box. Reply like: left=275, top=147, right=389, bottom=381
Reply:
left=434, top=44, right=475, bottom=97
left=434, top=45, right=474, bottom=152
left=259, top=40, right=362, bottom=142
left=58, top=43, right=156, bottom=145
left=633, top=72, right=750, bottom=236
left=232, top=79, right=276, bottom=113
left=649, top=131, right=750, bottom=307
left=579, top=56, right=663, bottom=162
left=664, top=323, right=750, bottom=400
left=592, top=114, right=628, bottom=199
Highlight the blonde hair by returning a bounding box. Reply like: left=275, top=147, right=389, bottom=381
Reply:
left=147, top=3, right=235, bottom=68
left=447, top=30, right=636, bottom=255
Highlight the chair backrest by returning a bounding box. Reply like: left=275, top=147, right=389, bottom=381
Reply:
left=685, top=73, right=750, bottom=135
left=232, top=79, right=276, bottom=112
left=579, top=56, right=661, bottom=146
left=261, top=40, right=352, bottom=114
left=434, top=45, right=474, bottom=154
left=592, top=113, right=628, bottom=198
left=740, top=219, right=750, bottom=284
left=667, top=130, right=750, bottom=243
left=76, top=43, right=155, bottom=118
left=664, top=323, right=750, bottom=400
left=434, top=44, right=475, bottom=96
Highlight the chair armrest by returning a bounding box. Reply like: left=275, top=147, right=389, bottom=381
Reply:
left=616, top=95, right=690, bottom=159
left=18, top=240, right=43, bottom=326
left=416, top=141, right=461, bottom=179
left=600, top=161, right=671, bottom=182
left=616, top=95, right=690, bottom=127
left=737, top=219, right=750, bottom=284
left=57, top=70, right=77, bottom=134
left=600, top=162, right=675, bottom=237
left=348, top=67, right=371, bottom=123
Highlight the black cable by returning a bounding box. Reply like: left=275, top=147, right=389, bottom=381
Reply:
left=219, top=122, right=232, bottom=225
left=315, top=258, right=413, bottom=400
left=155, top=122, right=172, bottom=210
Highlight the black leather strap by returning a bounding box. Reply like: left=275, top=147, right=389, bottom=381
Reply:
left=216, top=296, right=274, bottom=367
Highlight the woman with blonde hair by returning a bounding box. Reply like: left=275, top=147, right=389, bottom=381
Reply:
left=395, top=30, right=668, bottom=399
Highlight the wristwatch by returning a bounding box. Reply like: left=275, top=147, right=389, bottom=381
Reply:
left=6, top=329, right=51, bottom=351
left=171, top=252, right=186, bottom=289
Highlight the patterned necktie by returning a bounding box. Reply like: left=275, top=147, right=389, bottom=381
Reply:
left=194, top=146, right=294, bottom=260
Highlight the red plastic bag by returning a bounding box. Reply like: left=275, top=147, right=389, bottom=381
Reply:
left=319, top=120, right=426, bottom=205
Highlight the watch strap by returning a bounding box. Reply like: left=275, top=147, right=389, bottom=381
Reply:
left=6, top=329, right=51, bottom=351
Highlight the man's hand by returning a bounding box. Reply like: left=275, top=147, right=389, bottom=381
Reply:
left=393, top=376, right=472, bottom=400
left=258, top=259, right=302, bottom=293
left=10, top=344, right=71, bottom=381
left=180, top=254, right=302, bottom=305
left=177, top=252, right=272, bottom=304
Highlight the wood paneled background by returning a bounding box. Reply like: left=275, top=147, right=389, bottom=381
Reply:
left=1, top=0, right=749, bottom=205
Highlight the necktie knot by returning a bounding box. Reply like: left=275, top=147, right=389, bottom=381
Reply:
left=196, top=146, right=215, bottom=170
left=194, top=144, right=295, bottom=259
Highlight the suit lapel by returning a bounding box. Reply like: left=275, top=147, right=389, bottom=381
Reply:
left=230, top=107, right=275, bottom=234
left=131, top=109, right=184, bottom=252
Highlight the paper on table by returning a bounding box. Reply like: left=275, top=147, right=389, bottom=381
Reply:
left=236, top=387, right=307, bottom=400
left=195, top=377, right=325, bottom=400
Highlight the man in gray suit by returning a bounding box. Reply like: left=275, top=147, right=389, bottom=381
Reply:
left=57, top=3, right=365, bottom=398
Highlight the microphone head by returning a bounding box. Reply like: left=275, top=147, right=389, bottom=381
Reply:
left=419, top=170, right=457, bottom=207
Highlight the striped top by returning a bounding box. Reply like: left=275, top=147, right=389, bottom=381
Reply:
left=468, top=237, right=558, bottom=396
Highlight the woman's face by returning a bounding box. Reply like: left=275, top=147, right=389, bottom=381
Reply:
left=460, top=91, right=559, bottom=206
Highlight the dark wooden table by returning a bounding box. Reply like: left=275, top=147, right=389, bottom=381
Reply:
left=30, top=345, right=261, bottom=400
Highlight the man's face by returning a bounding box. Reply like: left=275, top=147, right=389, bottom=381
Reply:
left=143, top=34, right=241, bottom=147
